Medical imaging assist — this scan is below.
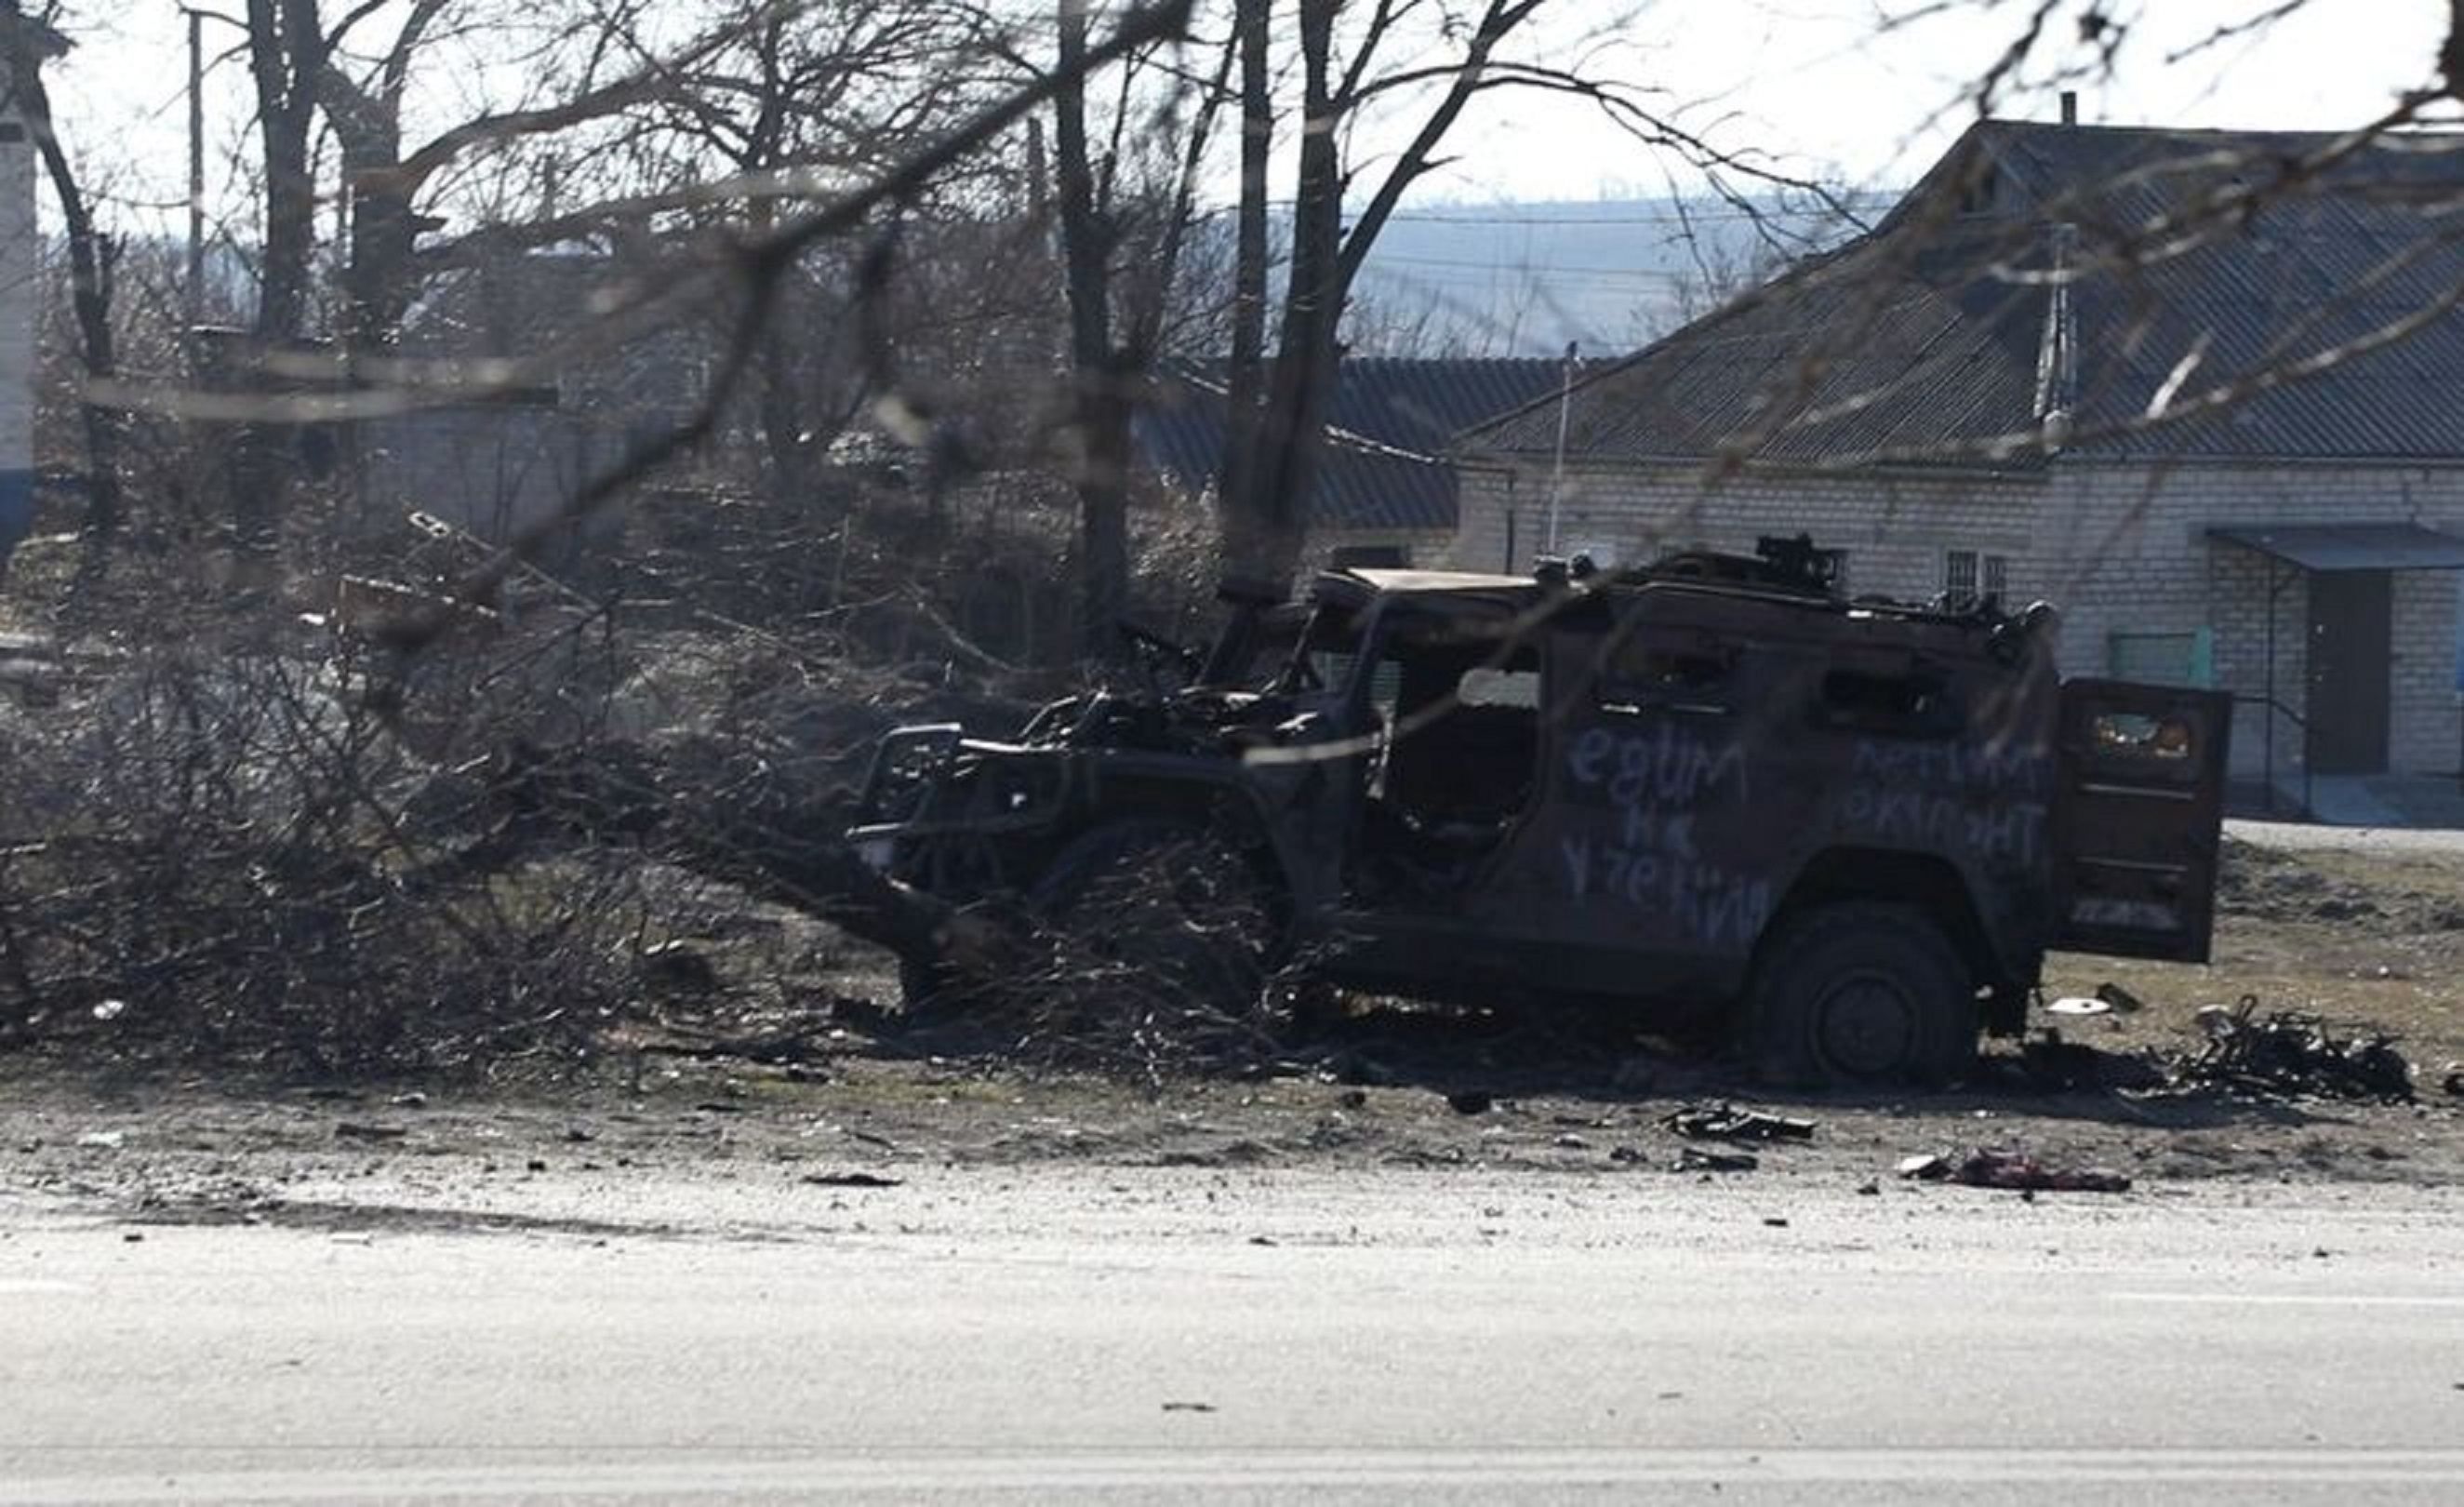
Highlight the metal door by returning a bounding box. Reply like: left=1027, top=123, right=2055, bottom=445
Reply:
left=2050, top=679, right=2231, bottom=963
left=2307, top=570, right=2391, bottom=775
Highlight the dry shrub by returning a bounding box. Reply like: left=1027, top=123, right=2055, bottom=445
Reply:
left=929, top=824, right=1299, bottom=1085
left=0, top=628, right=646, bottom=1074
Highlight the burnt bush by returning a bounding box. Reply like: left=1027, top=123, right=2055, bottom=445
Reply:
left=903, top=824, right=1304, bottom=1085
left=0, top=629, right=647, bottom=1074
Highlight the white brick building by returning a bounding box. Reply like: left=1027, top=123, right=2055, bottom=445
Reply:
left=1454, top=119, right=2464, bottom=807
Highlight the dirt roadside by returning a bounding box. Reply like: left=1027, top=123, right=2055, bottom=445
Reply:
left=3, top=821, right=2460, bottom=1234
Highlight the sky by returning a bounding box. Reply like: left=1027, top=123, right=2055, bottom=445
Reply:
left=1398, top=0, right=2450, bottom=205
left=32, top=2, right=2455, bottom=244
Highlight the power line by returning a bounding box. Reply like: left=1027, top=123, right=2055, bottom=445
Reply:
left=1381, top=204, right=1891, bottom=227
left=1364, top=253, right=1704, bottom=283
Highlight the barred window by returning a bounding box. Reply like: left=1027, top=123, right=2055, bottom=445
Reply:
left=1944, top=549, right=2009, bottom=601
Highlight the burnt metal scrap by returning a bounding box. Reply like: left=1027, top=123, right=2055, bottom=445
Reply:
left=1670, top=1146, right=1761, bottom=1174
left=1898, top=1148, right=2132, bottom=1194
left=846, top=535, right=2235, bottom=1088
left=2174, top=995, right=2414, bottom=1103
left=1663, top=1103, right=1817, bottom=1142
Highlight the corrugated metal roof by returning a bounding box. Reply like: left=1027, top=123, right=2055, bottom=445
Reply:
left=2206, top=522, right=2464, bottom=571
left=1471, top=121, right=2464, bottom=466
left=1322, top=359, right=1582, bottom=451
left=1136, top=359, right=1578, bottom=531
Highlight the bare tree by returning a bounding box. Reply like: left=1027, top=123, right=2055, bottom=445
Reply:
left=0, top=2, right=117, bottom=553
left=1043, top=2, right=1230, bottom=657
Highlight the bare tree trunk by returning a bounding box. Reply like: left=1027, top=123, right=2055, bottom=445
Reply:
left=1215, top=0, right=1271, bottom=580
left=1054, top=0, right=1130, bottom=662
left=238, top=0, right=329, bottom=559
left=1229, top=0, right=1341, bottom=592
left=0, top=4, right=120, bottom=554
left=248, top=1, right=323, bottom=345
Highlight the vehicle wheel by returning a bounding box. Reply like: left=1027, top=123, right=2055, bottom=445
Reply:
left=899, top=954, right=960, bottom=1015
left=1026, top=820, right=1284, bottom=1054
left=1743, top=901, right=1978, bottom=1088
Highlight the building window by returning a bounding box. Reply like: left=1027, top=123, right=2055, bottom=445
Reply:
left=1944, top=549, right=2010, bottom=602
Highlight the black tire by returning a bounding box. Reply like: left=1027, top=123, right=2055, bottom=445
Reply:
left=1743, top=901, right=1978, bottom=1089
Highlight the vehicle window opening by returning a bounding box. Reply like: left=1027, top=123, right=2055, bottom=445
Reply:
left=1358, top=631, right=1542, bottom=893
left=1269, top=605, right=1364, bottom=692
left=1600, top=637, right=1735, bottom=711
left=1821, top=667, right=1960, bottom=735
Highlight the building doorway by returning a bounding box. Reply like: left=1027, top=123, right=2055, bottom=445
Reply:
left=2306, top=568, right=2391, bottom=775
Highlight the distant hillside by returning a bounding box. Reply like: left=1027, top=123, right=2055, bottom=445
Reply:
left=1341, top=193, right=1892, bottom=358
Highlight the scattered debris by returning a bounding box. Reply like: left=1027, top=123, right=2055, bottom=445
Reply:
left=1445, top=1090, right=1495, bottom=1116
left=2175, top=996, right=2412, bottom=1102
left=2442, top=1062, right=2464, bottom=1099
left=1161, top=1401, right=1218, bottom=1413
left=801, top=1171, right=902, bottom=1188
left=1856, top=1180, right=1881, bottom=1196
left=1762, top=1217, right=1790, bottom=1228
left=2045, top=996, right=2111, bottom=1017
left=1664, top=1103, right=1815, bottom=1143
left=1900, top=1148, right=2131, bottom=1194
left=390, top=1091, right=429, bottom=1109
left=75, top=1130, right=125, bottom=1150
left=90, top=999, right=127, bottom=1022
left=2094, top=981, right=2146, bottom=1014
left=1609, top=1144, right=1645, bottom=1165
left=334, top=1122, right=408, bottom=1142
left=1975, top=1031, right=2165, bottom=1094
left=1672, top=1147, right=1759, bottom=1174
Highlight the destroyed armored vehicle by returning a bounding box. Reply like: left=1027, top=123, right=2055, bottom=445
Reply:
left=849, top=538, right=2229, bottom=1086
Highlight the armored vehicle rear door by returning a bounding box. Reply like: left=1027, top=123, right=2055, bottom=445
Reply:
left=2049, top=679, right=2231, bottom=962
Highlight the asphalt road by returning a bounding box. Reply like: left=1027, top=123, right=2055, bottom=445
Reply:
left=6, top=1172, right=2463, bottom=1504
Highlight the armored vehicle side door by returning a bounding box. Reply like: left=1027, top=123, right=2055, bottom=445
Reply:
left=2048, top=679, right=2231, bottom=963
left=1452, top=591, right=1794, bottom=1000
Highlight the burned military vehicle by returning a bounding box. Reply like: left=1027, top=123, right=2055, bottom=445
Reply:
left=848, top=538, right=2229, bottom=1086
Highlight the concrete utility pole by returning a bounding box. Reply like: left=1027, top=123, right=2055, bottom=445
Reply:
left=1545, top=340, right=1578, bottom=556
left=183, top=6, right=244, bottom=327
